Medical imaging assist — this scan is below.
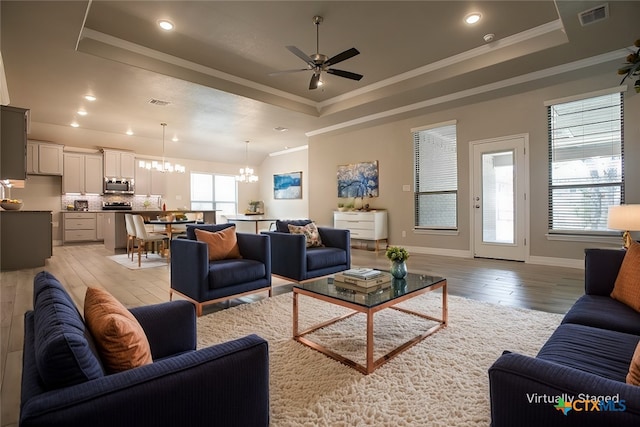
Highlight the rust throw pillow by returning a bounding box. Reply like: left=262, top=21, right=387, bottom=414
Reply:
left=195, top=226, right=242, bottom=261
left=611, top=240, right=640, bottom=312
left=84, top=287, right=152, bottom=373
left=627, top=341, right=640, bottom=386
left=288, top=222, right=323, bottom=248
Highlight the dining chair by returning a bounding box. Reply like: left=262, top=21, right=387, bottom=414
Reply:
left=132, top=214, right=169, bottom=267
left=124, top=213, right=137, bottom=261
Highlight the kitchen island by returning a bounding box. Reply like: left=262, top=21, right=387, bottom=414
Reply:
left=1, top=210, right=53, bottom=270
left=102, top=210, right=218, bottom=252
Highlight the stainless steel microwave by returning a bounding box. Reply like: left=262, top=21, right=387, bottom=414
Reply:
left=104, top=178, right=134, bottom=194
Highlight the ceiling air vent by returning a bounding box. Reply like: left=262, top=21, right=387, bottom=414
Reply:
left=578, top=3, right=609, bottom=26
left=148, top=98, right=171, bottom=106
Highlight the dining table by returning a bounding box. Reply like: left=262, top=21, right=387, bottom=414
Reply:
left=224, top=215, right=278, bottom=233
left=144, top=218, right=198, bottom=240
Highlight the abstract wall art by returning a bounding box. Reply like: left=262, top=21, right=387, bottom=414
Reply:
left=337, top=161, right=379, bottom=198
left=274, top=171, right=302, bottom=199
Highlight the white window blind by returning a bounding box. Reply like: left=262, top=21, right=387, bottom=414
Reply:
left=547, top=92, right=624, bottom=234
left=413, top=123, right=458, bottom=229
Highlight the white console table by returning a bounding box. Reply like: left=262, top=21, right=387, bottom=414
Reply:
left=334, top=210, right=388, bottom=252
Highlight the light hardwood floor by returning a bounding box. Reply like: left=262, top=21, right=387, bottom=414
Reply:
left=0, top=244, right=585, bottom=427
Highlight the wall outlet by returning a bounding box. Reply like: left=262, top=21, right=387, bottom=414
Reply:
left=175, top=195, right=182, bottom=200
left=402, top=230, right=406, bottom=237
left=402, top=185, right=410, bottom=192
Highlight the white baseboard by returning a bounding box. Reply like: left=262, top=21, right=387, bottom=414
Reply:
left=402, top=245, right=472, bottom=259
left=527, top=256, right=584, bottom=269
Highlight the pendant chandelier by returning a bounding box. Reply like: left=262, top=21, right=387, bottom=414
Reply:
left=138, top=123, right=185, bottom=173
left=236, top=141, right=259, bottom=183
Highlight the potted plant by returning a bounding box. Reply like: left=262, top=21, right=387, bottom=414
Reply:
left=617, top=38, right=640, bottom=93
left=385, top=246, right=409, bottom=279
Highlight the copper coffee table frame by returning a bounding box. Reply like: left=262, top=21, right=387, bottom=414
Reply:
left=293, top=274, right=447, bottom=375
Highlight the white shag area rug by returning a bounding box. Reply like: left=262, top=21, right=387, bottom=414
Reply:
left=107, top=253, right=169, bottom=270
left=197, top=292, right=563, bottom=426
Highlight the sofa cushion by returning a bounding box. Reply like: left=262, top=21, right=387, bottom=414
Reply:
left=186, top=223, right=234, bottom=240
left=307, top=247, right=347, bottom=271
left=208, top=259, right=266, bottom=289
left=288, top=222, right=323, bottom=247
left=195, top=226, right=242, bottom=261
left=84, top=287, right=153, bottom=373
left=611, top=240, right=640, bottom=312
left=561, top=294, right=640, bottom=335
left=628, top=341, right=640, bottom=386
left=275, top=219, right=311, bottom=233
left=32, top=272, right=104, bottom=389
left=537, top=323, right=639, bottom=382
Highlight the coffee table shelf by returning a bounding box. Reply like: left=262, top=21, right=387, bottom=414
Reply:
left=293, top=272, right=447, bottom=374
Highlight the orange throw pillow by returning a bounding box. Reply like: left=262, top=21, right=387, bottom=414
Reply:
left=611, top=240, right=640, bottom=312
left=84, top=287, right=152, bottom=373
left=627, top=341, right=640, bottom=386
left=195, top=226, right=242, bottom=261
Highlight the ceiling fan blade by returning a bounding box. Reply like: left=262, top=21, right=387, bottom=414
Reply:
left=268, top=68, right=310, bottom=76
left=286, top=45, right=315, bottom=67
left=325, top=47, right=360, bottom=66
left=327, top=68, right=363, bottom=81
left=309, top=73, right=320, bottom=90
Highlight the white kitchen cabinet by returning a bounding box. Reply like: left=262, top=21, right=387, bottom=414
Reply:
left=27, top=141, right=63, bottom=175
left=103, top=149, right=135, bottom=179
left=135, top=159, right=167, bottom=196
left=334, top=210, right=388, bottom=252
left=96, top=213, right=105, bottom=240
left=62, top=153, right=103, bottom=194
left=63, top=212, right=97, bottom=243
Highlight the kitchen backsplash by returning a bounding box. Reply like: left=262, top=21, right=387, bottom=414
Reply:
left=61, top=195, right=163, bottom=211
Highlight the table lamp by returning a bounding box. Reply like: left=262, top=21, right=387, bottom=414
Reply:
left=607, top=204, right=640, bottom=248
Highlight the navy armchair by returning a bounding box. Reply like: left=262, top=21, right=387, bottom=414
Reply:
left=20, top=271, right=270, bottom=427
left=170, top=224, right=271, bottom=316
left=262, top=219, right=350, bottom=282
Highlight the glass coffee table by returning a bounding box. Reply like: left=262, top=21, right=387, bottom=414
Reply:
left=293, top=271, right=447, bottom=374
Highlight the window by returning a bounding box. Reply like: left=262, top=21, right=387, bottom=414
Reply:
left=190, top=173, right=237, bottom=215
left=547, top=90, right=624, bottom=234
left=413, top=122, right=458, bottom=229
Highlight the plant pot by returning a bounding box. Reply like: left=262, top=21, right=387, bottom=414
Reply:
left=390, top=260, right=407, bottom=279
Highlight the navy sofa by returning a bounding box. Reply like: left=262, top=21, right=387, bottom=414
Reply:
left=170, top=224, right=271, bottom=316
left=262, top=219, right=350, bottom=282
left=20, top=271, right=270, bottom=427
left=489, top=248, right=640, bottom=426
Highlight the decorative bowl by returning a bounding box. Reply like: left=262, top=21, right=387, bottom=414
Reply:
left=1, top=200, right=23, bottom=210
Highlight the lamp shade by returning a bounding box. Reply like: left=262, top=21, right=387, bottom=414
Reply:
left=607, top=205, right=640, bottom=231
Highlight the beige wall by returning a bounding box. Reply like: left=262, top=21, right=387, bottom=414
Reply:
left=258, top=148, right=309, bottom=221
left=309, top=70, right=640, bottom=263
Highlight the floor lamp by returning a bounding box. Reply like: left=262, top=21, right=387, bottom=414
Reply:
left=607, top=204, right=640, bottom=248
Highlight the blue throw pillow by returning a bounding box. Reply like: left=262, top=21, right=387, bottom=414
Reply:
left=33, top=272, right=104, bottom=389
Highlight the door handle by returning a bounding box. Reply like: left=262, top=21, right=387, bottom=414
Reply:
left=475, top=204, right=480, bottom=209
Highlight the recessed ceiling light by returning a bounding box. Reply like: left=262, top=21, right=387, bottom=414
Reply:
left=273, top=126, right=289, bottom=132
left=77, top=110, right=87, bottom=116
left=158, top=19, right=174, bottom=31
left=465, top=13, right=482, bottom=25
left=172, top=136, right=179, bottom=142
left=70, top=122, right=80, bottom=128
left=126, top=130, right=134, bottom=136
left=84, top=95, right=96, bottom=102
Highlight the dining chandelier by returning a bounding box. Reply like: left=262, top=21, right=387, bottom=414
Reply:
left=236, top=141, right=259, bottom=183
left=138, top=123, right=185, bottom=173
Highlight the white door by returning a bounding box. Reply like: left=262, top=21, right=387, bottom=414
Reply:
left=471, top=135, right=528, bottom=261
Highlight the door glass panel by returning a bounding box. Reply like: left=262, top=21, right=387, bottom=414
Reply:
left=482, top=151, right=514, bottom=244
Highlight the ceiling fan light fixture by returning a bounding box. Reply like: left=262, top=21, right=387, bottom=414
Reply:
left=464, top=13, right=482, bottom=25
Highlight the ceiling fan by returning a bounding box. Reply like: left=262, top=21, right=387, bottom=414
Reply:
left=270, top=15, right=363, bottom=90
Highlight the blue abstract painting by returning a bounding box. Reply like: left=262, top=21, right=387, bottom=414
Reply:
left=274, top=171, right=302, bottom=199
left=337, top=161, right=379, bottom=198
